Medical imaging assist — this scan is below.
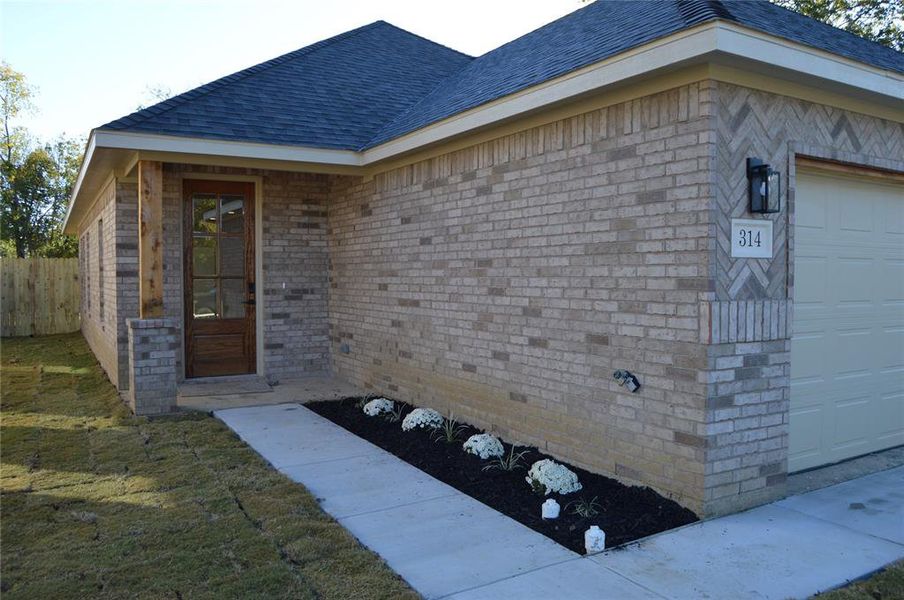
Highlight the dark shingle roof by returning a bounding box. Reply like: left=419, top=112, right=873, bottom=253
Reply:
left=99, top=21, right=473, bottom=150
left=100, top=0, right=903, bottom=152
left=366, top=0, right=904, bottom=147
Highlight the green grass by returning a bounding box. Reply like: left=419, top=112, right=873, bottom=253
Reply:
left=0, top=333, right=417, bottom=599
left=815, top=560, right=904, bottom=600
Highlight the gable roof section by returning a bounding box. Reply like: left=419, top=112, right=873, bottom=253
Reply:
left=97, top=0, right=903, bottom=154
left=365, top=0, right=904, bottom=148
left=99, top=21, right=473, bottom=150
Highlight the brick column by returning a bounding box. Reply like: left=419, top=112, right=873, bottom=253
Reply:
left=701, top=299, right=792, bottom=516
left=127, top=318, right=179, bottom=415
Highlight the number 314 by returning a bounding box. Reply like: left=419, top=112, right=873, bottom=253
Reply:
left=739, top=229, right=761, bottom=248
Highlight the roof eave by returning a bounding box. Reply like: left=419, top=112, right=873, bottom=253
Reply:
left=65, top=20, right=903, bottom=234
left=63, top=131, right=364, bottom=234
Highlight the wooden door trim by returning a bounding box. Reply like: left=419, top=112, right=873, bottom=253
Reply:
left=183, top=178, right=257, bottom=378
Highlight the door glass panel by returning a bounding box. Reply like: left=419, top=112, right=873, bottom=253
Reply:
left=192, top=237, right=217, bottom=276
left=220, top=236, right=244, bottom=277
left=220, top=196, right=244, bottom=233
left=221, top=278, right=244, bottom=319
left=193, top=195, right=217, bottom=233
left=193, top=279, right=218, bottom=319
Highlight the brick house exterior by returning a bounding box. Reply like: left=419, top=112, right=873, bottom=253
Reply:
left=65, top=2, right=903, bottom=516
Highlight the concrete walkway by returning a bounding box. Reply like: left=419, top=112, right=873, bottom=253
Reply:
left=217, top=403, right=904, bottom=600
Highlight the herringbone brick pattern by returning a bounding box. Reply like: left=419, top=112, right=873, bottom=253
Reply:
left=713, top=82, right=904, bottom=301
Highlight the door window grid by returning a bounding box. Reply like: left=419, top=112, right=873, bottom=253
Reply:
left=191, top=194, right=245, bottom=320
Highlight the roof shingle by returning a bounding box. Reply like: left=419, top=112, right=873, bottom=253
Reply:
left=100, top=21, right=473, bottom=150
left=99, top=0, right=904, bottom=152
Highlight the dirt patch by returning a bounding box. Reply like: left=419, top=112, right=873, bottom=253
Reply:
left=307, top=397, right=698, bottom=554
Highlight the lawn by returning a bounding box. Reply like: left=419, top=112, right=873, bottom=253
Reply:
left=0, top=333, right=416, bottom=599
left=816, top=560, right=904, bottom=600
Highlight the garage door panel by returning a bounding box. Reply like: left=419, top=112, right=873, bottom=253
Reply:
left=878, top=328, right=904, bottom=369
left=884, top=195, right=904, bottom=234
left=876, top=393, right=903, bottom=437
left=836, top=259, right=874, bottom=304
left=790, top=170, right=904, bottom=473
left=789, top=406, right=823, bottom=458
left=840, top=200, right=875, bottom=233
left=789, top=334, right=829, bottom=382
left=835, top=328, right=875, bottom=376
left=833, top=396, right=871, bottom=449
left=881, top=260, right=904, bottom=301
left=793, top=257, right=828, bottom=305
left=796, top=195, right=828, bottom=230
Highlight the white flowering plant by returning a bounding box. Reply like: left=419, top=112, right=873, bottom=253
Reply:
left=401, top=407, right=444, bottom=431
left=362, top=397, right=394, bottom=417
left=462, top=433, right=505, bottom=459
left=526, top=459, right=582, bottom=495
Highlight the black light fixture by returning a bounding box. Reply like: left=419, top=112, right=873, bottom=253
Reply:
left=747, top=158, right=781, bottom=214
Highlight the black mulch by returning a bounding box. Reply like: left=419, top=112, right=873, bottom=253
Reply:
left=306, top=397, right=698, bottom=554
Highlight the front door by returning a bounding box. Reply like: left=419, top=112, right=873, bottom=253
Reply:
left=183, top=179, right=256, bottom=378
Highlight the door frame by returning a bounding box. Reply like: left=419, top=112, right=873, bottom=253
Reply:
left=180, top=173, right=264, bottom=378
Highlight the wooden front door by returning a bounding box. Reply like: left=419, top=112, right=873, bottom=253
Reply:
left=183, top=180, right=256, bottom=378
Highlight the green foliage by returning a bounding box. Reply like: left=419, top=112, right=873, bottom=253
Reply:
left=355, top=393, right=377, bottom=410
left=566, top=496, right=602, bottom=518
left=482, top=445, right=530, bottom=472
left=771, top=0, right=903, bottom=50
left=1, top=62, right=82, bottom=258
left=384, top=403, right=405, bottom=423
left=430, top=412, right=468, bottom=443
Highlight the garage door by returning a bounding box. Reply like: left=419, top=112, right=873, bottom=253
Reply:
left=789, top=168, right=904, bottom=472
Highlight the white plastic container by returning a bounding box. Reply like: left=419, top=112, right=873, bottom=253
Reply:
left=541, top=499, right=560, bottom=519
left=584, top=525, right=606, bottom=553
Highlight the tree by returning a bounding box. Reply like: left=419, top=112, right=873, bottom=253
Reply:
left=1, top=62, right=82, bottom=258
left=136, top=84, right=174, bottom=111
left=771, top=0, right=903, bottom=50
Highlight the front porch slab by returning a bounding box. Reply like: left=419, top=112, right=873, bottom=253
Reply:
left=177, top=375, right=362, bottom=412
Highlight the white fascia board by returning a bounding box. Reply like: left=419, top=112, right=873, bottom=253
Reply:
left=714, top=22, right=904, bottom=101
left=62, top=132, right=98, bottom=234
left=93, top=130, right=364, bottom=166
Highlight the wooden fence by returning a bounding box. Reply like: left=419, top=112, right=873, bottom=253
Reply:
left=1, top=258, right=80, bottom=337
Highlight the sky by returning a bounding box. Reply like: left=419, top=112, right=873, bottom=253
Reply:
left=1, top=0, right=584, bottom=142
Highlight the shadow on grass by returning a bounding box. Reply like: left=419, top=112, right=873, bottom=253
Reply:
left=0, top=333, right=417, bottom=600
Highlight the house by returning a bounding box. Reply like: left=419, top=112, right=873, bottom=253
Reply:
left=63, top=0, right=904, bottom=517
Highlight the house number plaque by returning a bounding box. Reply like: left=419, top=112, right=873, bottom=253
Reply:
left=730, top=218, right=773, bottom=259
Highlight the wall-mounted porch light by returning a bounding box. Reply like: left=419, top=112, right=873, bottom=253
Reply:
left=747, top=158, right=781, bottom=214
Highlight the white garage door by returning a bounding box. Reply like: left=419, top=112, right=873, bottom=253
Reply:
left=789, top=168, right=904, bottom=473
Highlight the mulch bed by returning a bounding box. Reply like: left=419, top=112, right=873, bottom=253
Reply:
left=306, top=397, right=698, bottom=554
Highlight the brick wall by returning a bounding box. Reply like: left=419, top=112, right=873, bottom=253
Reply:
left=328, top=82, right=717, bottom=511
left=79, top=179, right=120, bottom=386
left=697, top=82, right=904, bottom=514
